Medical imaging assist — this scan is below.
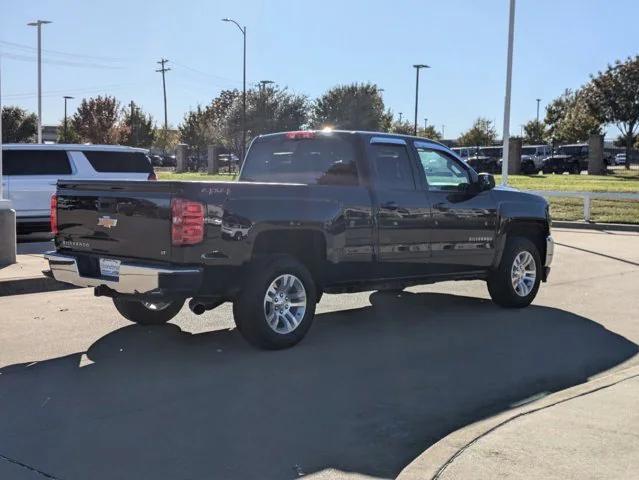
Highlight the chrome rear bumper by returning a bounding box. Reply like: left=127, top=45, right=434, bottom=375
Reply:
left=45, top=252, right=202, bottom=295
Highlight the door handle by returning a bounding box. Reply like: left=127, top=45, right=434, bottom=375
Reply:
left=381, top=201, right=399, bottom=210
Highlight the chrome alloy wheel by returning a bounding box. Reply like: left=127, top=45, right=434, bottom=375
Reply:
left=142, top=301, right=172, bottom=311
left=511, top=251, right=537, bottom=297
left=263, top=274, right=307, bottom=334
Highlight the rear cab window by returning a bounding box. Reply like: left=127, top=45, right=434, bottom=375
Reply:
left=2, top=149, right=72, bottom=175
left=369, top=143, right=416, bottom=190
left=83, top=151, right=153, bottom=173
left=240, top=132, right=359, bottom=186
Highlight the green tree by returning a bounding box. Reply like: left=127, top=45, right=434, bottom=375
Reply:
left=419, top=125, right=443, bottom=141
left=56, top=119, right=81, bottom=143
left=586, top=56, right=639, bottom=169
left=224, top=85, right=308, bottom=157
left=152, top=127, right=179, bottom=154
left=390, top=120, right=414, bottom=135
left=178, top=105, right=215, bottom=157
left=544, top=89, right=601, bottom=144
left=310, top=83, right=391, bottom=131
left=71, top=95, right=122, bottom=144
left=121, top=102, right=155, bottom=148
left=522, top=119, right=547, bottom=144
left=1, top=106, right=37, bottom=143
left=458, top=117, right=497, bottom=146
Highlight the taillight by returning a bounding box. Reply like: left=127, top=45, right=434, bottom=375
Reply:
left=285, top=130, right=315, bottom=140
left=148, top=171, right=157, bottom=181
left=50, top=194, right=58, bottom=235
left=171, top=198, right=204, bottom=246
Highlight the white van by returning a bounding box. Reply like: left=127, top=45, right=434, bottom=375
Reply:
left=1, top=144, right=156, bottom=233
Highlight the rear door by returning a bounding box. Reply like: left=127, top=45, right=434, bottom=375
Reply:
left=367, top=137, right=431, bottom=276
left=3, top=149, right=74, bottom=218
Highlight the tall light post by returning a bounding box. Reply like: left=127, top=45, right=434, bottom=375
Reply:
left=222, top=18, right=247, bottom=163
left=398, top=112, right=403, bottom=123
left=27, top=20, right=52, bottom=144
left=536, top=98, right=541, bottom=123
left=63, top=96, right=73, bottom=142
left=412, top=64, right=430, bottom=136
left=500, top=0, right=516, bottom=186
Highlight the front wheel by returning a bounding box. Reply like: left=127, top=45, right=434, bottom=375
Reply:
left=113, top=297, right=185, bottom=325
left=233, top=256, right=317, bottom=349
left=487, top=236, right=541, bottom=308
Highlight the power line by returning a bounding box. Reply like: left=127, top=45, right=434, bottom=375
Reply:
left=0, top=51, right=125, bottom=69
left=156, top=58, right=170, bottom=130
left=0, top=40, right=130, bottom=62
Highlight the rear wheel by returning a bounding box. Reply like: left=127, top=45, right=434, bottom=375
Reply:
left=233, top=256, right=317, bottom=349
left=113, top=298, right=185, bottom=325
left=570, top=163, right=581, bottom=174
left=487, top=236, right=541, bottom=308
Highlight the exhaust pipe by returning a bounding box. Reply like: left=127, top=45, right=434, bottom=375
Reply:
left=189, top=299, right=207, bottom=315
left=188, top=298, right=225, bottom=315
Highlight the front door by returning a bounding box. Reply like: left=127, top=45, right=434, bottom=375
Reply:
left=367, top=137, right=431, bottom=277
left=412, top=142, right=498, bottom=274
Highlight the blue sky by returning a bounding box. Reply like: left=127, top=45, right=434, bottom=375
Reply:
left=1, top=0, right=637, bottom=139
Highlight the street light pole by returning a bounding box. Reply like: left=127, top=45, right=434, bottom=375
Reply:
left=222, top=18, right=247, bottom=163
left=63, top=95, right=73, bottom=142
left=536, top=98, right=541, bottom=123
left=412, top=64, right=430, bottom=136
left=500, top=0, right=516, bottom=186
left=28, top=20, right=51, bottom=144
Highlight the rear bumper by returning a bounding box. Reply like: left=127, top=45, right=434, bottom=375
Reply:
left=44, top=252, right=202, bottom=296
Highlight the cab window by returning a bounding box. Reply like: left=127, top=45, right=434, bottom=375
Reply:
left=415, top=147, right=470, bottom=191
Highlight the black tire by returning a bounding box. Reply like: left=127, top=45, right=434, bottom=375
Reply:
left=570, top=163, right=581, bottom=174
left=377, top=288, right=405, bottom=296
left=113, top=297, right=185, bottom=325
left=233, top=256, right=317, bottom=350
left=487, top=236, right=541, bottom=308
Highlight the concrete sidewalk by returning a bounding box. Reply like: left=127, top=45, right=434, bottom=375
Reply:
left=399, top=365, right=639, bottom=480
left=0, top=253, right=76, bottom=296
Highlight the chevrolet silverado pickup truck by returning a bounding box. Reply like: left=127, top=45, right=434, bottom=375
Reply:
left=46, top=130, right=554, bottom=349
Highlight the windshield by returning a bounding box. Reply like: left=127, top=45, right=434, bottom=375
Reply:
left=522, top=147, right=538, bottom=155
left=556, top=145, right=586, bottom=155
left=478, top=147, right=503, bottom=158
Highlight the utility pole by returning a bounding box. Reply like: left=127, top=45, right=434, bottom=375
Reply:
left=28, top=20, right=52, bottom=144
left=536, top=98, right=541, bottom=123
left=424, top=118, right=428, bottom=130
left=413, top=64, right=430, bottom=136
left=442, top=124, right=445, bottom=138
left=398, top=112, right=403, bottom=123
left=500, top=0, right=516, bottom=186
left=156, top=58, right=170, bottom=131
left=63, top=96, right=73, bottom=142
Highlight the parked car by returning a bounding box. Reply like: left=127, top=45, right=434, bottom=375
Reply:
left=542, top=144, right=588, bottom=174
left=46, top=130, right=554, bottom=349
left=614, top=153, right=627, bottom=165
left=1, top=144, right=156, bottom=234
left=466, top=147, right=502, bottom=173
left=451, top=146, right=478, bottom=161
left=521, top=145, right=552, bottom=173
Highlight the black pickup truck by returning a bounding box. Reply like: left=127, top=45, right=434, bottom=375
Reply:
left=46, top=130, right=554, bottom=349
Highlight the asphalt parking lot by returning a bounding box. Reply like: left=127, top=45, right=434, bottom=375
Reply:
left=1, top=228, right=638, bottom=480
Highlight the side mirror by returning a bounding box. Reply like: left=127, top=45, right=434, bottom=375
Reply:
left=477, top=173, right=495, bottom=191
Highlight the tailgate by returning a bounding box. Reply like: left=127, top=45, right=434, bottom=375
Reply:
left=55, top=180, right=174, bottom=262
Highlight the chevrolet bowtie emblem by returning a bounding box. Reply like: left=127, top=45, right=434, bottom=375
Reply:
left=97, top=216, right=118, bottom=229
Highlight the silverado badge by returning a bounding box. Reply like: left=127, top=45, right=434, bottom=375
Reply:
left=97, top=216, right=118, bottom=229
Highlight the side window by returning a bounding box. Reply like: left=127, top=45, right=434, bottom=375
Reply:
left=2, top=150, right=72, bottom=175
left=370, top=144, right=416, bottom=190
left=83, top=151, right=153, bottom=173
left=415, top=147, right=470, bottom=191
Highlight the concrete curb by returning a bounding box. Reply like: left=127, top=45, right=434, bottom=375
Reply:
left=553, top=221, right=639, bottom=232
left=0, top=275, right=80, bottom=297
left=397, top=364, right=639, bottom=480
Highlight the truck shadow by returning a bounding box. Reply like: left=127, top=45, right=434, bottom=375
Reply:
left=0, top=292, right=637, bottom=480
